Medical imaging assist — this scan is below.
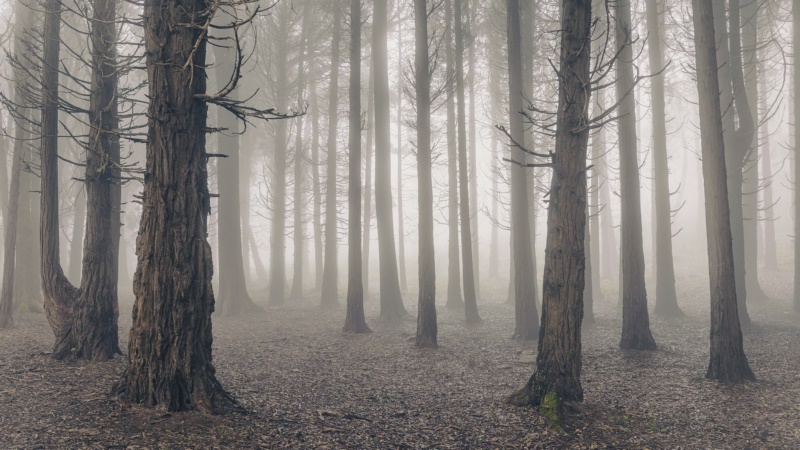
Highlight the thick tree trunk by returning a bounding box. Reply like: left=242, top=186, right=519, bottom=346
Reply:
left=343, top=0, right=370, bottom=334
left=445, top=0, right=463, bottom=311
left=691, top=0, right=755, bottom=383
left=374, top=0, right=407, bottom=321
left=414, top=0, right=437, bottom=348
left=115, top=0, right=240, bottom=412
left=507, top=0, right=537, bottom=340
left=509, top=0, right=590, bottom=412
left=70, top=0, right=123, bottom=360
left=455, top=0, right=480, bottom=324
left=646, top=0, right=682, bottom=317
left=321, top=4, right=342, bottom=308
left=617, top=0, right=657, bottom=350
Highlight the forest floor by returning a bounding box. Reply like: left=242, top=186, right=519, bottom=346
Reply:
left=1, top=270, right=799, bottom=449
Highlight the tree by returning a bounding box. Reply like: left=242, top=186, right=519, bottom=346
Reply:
left=374, top=0, right=408, bottom=321
left=343, top=0, right=371, bottom=334
left=616, top=0, right=657, bottom=351
left=445, top=0, right=463, bottom=311
left=509, top=0, right=591, bottom=415
left=794, top=0, right=800, bottom=314
left=506, top=0, right=537, bottom=340
left=115, top=0, right=245, bottom=412
left=645, top=0, right=682, bottom=317
left=690, top=0, right=755, bottom=383
left=414, top=0, right=437, bottom=349
left=455, top=0, right=480, bottom=324
left=321, top=3, right=343, bottom=308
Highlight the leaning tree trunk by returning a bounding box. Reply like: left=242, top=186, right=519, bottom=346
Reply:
left=445, top=0, right=463, bottom=311
left=374, top=0, right=407, bottom=321
left=414, top=0, right=437, bottom=348
left=508, top=0, right=591, bottom=415
left=646, top=0, right=682, bottom=317
left=321, top=3, right=342, bottom=308
left=115, top=0, right=241, bottom=412
left=691, top=0, right=755, bottom=383
left=507, top=0, right=537, bottom=340
left=616, top=0, right=657, bottom=351
left=455, top=0, right=480, bottom=324
left=343, top=0, right=371, bottom=334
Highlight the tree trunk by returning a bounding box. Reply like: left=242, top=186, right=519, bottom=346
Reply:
left=758, top=43, right=778, bottom=271
left=617, top=0, right=657, bottom=350
left=445, top=0, right=463, bottom=311
left=414, top=0, right=437, bottom=348
left=396, top=2, right=408, bottom=293
left=289, top=10, right=309, bottom=303
left=115, top=0, right=241, bottom=412
left=595, top=88, right=618, bottom=280
left=691, top=0, right=755, bottom=383
left=646, top=0, right=682, bottom=317
left=212, top=23, right=260, bottom=316
left=343, top=0, right=371, bottom=334
left=310, top=59, right=324, bottom=294
left=509, top=0, right=591, bottom=413
left=269, top=5, right=291, bottom=305
left=467, top=0, right=480, bottom=301
left=507, top=0, right=537, bottom=340
left=321, top=3, right=342, bottom=308
left=794, top=0, right=800, bottom=313
left=455, top=0, right=480, bottom=324
left=362, top=68, right=374, bottom=299
left=68, top=189, right=85, bottom=285
left=374, top=0, right=407, bottom=321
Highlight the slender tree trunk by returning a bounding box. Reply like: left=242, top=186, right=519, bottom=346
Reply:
left=455, top=0, right=480, bottom=324
left=344, top=0, right=370, bottom=334
left=467, top=0, right=480, bottom=301
left=68, top=188, right=85, bottom=285
left=374, top=0, right=407, bottom=320
left=691, top=0, right=755, bottom=382
left=310, top=60, right=324, bottom=294
left=595, top=88, right=618, bottom=280
left=508, top=0, right=537, bottom=339
left=414, top=0, right=437, bottom=348
left=212, top=24, right=259, bottom=316
left=321, top=3, right=342, bottom=308
left=509, top=0, right=591, bottom=413
left=445, top=0, right=463, bottom=311
left=289, top=11, right=309, bottom=303
left=646, top=0, right=682, bottom=317
left=362, top=69, right=374, bottom=299
left=396, top=2, right=408, bottom=292
left=758, top=48, right=778, bottom=271
left=617, top=0, right=657, bottom=350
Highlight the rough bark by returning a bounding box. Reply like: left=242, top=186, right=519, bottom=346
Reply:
left=343, top=0, right=371, bottom=334
left=414, top=0, right=437, bottom=348
left=646, top=0, right=682, bottom=317
left=508, top=0, right=538, bottom=340
left=374, top=0, right=407, bottom=321
left=445, top=0, right=464, bottom=311
left=509, top=0, right=590, bottom=412
left=115, top=0, right=241, bottom=412
left=321, top=3, right=342, bottom=308
left=691, top=0, right=755, bottom=383
left=616, top=0, right=657, bottom=351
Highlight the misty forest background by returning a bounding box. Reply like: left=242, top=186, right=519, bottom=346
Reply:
left=0, top=0, right=799, bottom=447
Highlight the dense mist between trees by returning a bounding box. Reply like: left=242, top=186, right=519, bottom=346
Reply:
left=0, top=0, right=798, bottom=447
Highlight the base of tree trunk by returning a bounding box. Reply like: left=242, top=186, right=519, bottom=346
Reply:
left=445, top=297, right=464, bottom=311
left=113, top=372, right=247, bottom=415
left=342, top=321, right=372, bottom=334
left=507, top=369, right=583, bottom=426
left=619, top=330, right=657, bottom=351
left=653, top=302, right=686, bottom=318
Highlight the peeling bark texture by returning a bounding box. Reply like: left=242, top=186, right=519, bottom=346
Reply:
left=691, top=0, right=755, bottom=383
left=616, top=0, right=657, bottom=351
left=509, top=0, right=590, bottom=411
left=114, top=0, right=241, bottom=413
left=374, top=0, right=407, bottom=321
left=321, top=3, right=342, bottom=309
left=71, top=0, right=123, bottom=360
left=445, top=0, right=463, bottom=312
left=343, top=0, right=371, bottom=334
left=414, top=0, right=437, bottom=349
left=507, top=0, right=538, bottom=340
left=455, top=0, right=480, bottom=324
left=646, top=0, right=682, bottom=318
